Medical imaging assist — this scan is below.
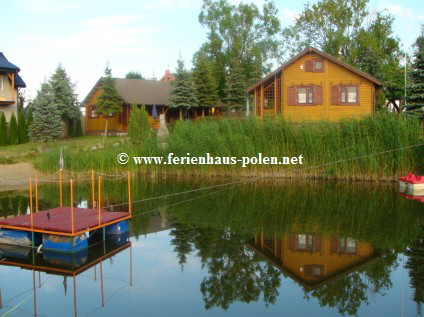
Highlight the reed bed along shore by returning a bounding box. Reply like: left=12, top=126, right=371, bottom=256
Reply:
left=35, top=114, right=424, bottom=181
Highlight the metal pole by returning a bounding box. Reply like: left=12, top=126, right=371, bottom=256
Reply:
left=73, top=275, right=77, bottom=317
left=130, top=244, right=133, bottom=287
left=38, top=272, right=41, bottom=288
left=128, top=172, right=131, bottom=217
left=94, top=265, right=97, bottom=281
left=71, top=179, right=74, bottom=234
left=59, top=169, right=63, bottom=207
left=100, top=260, right=105, bottom=307
left=35, top=172, right=38, bottom=213
left=98, top=176, right=101, bottom=226
left=91, top=170, right=95, bottom=209
left=33, top=270, right=37, bottom=317
left=29, top=178, right=33, bottom=229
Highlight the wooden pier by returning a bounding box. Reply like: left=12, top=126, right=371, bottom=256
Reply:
left=0, top=170, right=132, bottom=243
left=0, top=207, right=130, bottom=236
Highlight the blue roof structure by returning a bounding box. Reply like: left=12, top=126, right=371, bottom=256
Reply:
left=14, top=73, right=26, bottom=88
left=0, top=52, right=20, bottom=72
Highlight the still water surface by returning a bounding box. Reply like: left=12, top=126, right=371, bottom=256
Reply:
left=0, top=178, right=423, bottom=317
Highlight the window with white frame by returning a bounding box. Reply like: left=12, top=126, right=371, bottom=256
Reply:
left=298, top=87, right=314, bottom=104
left=341, top=86, right=358, bottom=104
left=0, top=76, right=3, bottom=90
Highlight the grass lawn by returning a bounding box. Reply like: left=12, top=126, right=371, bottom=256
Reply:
left=0, top=135, right=125, bottom=165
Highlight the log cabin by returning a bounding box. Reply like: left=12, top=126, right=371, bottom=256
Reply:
left=83, top=71, right=221, bottom=135
left=0, top=52, right=26, bottom=122
left=247, top=47, right=382, bottom=121
left=82, top=77, right=173, bottom=135
left=248, top=231, right=378, bottom=290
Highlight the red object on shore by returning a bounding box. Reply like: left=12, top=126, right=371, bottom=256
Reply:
left=400, top=193, right=424, bottom=203
left=399, top=173, right=424, bottom=184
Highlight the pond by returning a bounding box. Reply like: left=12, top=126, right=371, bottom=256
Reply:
left=0, top=177, right=423, bottom=317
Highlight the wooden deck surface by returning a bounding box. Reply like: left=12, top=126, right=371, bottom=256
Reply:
left=0, top=207, right=130, bottom=236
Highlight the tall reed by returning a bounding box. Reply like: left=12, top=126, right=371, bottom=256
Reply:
left=35, top=113, right=423, bottom=180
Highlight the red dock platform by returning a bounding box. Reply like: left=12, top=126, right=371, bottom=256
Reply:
left=0, top=207, right=130, bottom=236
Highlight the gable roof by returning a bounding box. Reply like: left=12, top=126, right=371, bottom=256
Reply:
left=0, top=52, right=21, bottom=72
left=82, top=78, right=171, bottom=106
left=247, top=47, right=382, bottom=93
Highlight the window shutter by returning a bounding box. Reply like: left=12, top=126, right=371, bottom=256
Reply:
left=304, top=265, right=313, bottom=277
left=304, top=60, right=314, bottom=72
left=122, top=104, right=128, bottom=125
left=288, top=87, right=296, bottom=106
left=314, top=85, right=323, bottom=105
left=330, top=236, right=340, bottom=253
left=356, top=85, right=360, bottom=105
left=287, top=235, right=296, bottom=251
left=313, top=235, right=322, bottom=252
left=331, top=85, right=340, bottom=105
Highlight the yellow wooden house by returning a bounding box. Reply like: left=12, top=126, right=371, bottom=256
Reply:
left=248, top=231, right=378, bottom=290
left=0, top=52, right=26, bottom=122
left=247, top=47, right=382, bottom=121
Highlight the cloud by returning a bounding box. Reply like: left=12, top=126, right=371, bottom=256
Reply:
left=384, top=4, right=424, bottom=21
left=280, top=8, right=299, bottom=23
left=84, top=15, right=144, bottom=28
left=16, top=0, right=85, bottom=13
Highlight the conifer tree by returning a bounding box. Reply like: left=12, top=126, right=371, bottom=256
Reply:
left=407, top=27, right=424, bottom=120
left=0, top=112, right=7, bottom=146
left=96, top=65, right=122, bottom=136
left=29, top=82, right=63, bottom=142
left=18, top=110, right=28, bottom=144
left=9, top=112, right=18, bottom=145
left=49, top=64, right=79, bottom=123
left=169, top=59, right=198, bottom=120
left=225, top=62, right=246, bottom=111
left=27, top=106, right=34, bottom=132
left=75, top=117, right=83, bottom=137
left=192, top=53, right=219, bottom=117
left=128, top=104, right=151, bottom=144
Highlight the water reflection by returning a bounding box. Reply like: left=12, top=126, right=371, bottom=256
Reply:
left=0, top=233, right=132, bottom=317
left=1, top=178, right=424, bottom=316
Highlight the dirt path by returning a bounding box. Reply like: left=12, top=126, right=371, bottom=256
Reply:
left=0, top=163, right=55, bottom=191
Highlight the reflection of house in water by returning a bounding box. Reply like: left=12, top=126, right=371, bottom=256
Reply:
left=248, top=233, right=379, bottom=290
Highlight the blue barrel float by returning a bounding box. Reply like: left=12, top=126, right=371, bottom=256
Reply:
left=0, top=228, right=41, bottom=247
left=105, top=220, right=129, bottom=235
left=42, top=233, right=88, bottom=253
left=43, top=249, right=88, bottom=269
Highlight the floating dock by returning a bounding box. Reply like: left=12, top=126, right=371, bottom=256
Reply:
left=0, top=207, right=130, bottom=236
left=0, top=170, right=132, bottom=252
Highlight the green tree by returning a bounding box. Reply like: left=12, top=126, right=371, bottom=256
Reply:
left=29, top=82, right=64, bottom=142
left=27, top=106, right=34, bottom=131
left=96, top=65, right=122, bottom=136
left=49, top=64, right=80, bottom=126
left=406, top=227, right=424, bottom=315
left=168, top=59, right=198, bottom=120
left=225, top=61, right=246, bottom=111
left=407, top=27, right=424, bottom=119
left=75, top=117, right=83, bottom=137
left=192, top=52, right=219, bottom=116
left=0, top=112, right=7, bottom=146
left=198, top=0, right=280, bottom=98
left=9, top=112, right=18, bottom=145
left=128, top=104, right=151, bottom=144
left=18, top=110, right=28, bottom=144
left=125, top=71, right=144, bottom=79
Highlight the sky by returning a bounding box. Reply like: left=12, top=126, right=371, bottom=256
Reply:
left=1, top=0, right=423, bottom=102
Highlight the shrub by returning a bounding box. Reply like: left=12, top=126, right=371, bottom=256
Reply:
left=128, top=104, right=151, bottom=144
left=18, top=110, right=28, bottom=144
left=0, top=112, right=7, bottom=146
left=9, top=112, right=18, bottom=145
